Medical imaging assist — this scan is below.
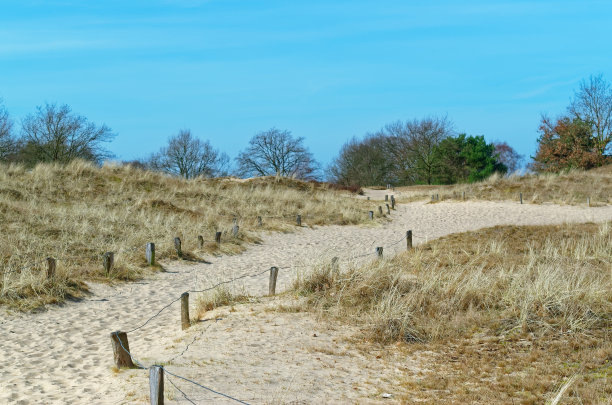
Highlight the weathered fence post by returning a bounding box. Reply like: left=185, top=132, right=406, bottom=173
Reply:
left=587, top=197, right=590, bottom=207
left=296, top=214, right=302, bottom=226
left=385, top=195, right=389, bottom=201
left=369, top=211, right=374, bottom=220
left=110, top=331, right=135, bottom=369
left=462, top=191, right=465, bottom=200
left=436, top=194, right=439, bottom=201
left=269, top=267, right=279, bottom=296
left=215, top=231, right=222, bottom=245
left=46, top=257, right=56, bottom=279
left=386, top=204, right=391, bottom=214
left=146, top=243, right=155, bottom=266
left=181, top=292, right=190, bottom=330
left=406, top=230, right=413, bottom=250
left=257, top=216, right=263, bottom=227
left=198, top=235, right=204, bottom=249
left=376, top=247, right=383, bottom=258
left=103, top=252, right=114, bottom=276
left=391, top=195, right=395, bottom=209
left=174, top=237, right=182, bottom=258
left=367, top=196, right=370, bottom=200
left=149, top=366, right=164, bottom=405
left=378, top=206, right=383, bottom=216
left=431, top=195, right=434, bottom=202
left=520, top=192, right=523, bottom=204
left=331, top=257, right=339, bottom=275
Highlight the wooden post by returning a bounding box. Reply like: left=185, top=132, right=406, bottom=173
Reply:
left=431, top=195, right=434, bottom=202
left=257, top=216, right=263, bottom=226
left=110, top=331, right=135, bottom=369
left=406, top=230, right=413, bottom=250
left=296, top=214, right=302, bottom=227
left=331, top=257, right=339, bottom=275
left=462, top=191, right=465, bottom=200
left=198, top=235, right=204, bottom=249
left=215, top=231, right=222, bottom=244
left=391, top=195, right=395, bottom=209
left=436, top=194, right=439, bottom=201
left=376, top=247, right=383, bottom=258
left=149, top=366, right=164, bottom=405
left=174, top=237, right=182, bottom=258
left=369, top=211, right=374, bottom=220
left=587, top=197, right=590, bottom=207
left=103, top=252, right=114, bottom=276
left=367, top=196, right=370, bottom=200
left=378, top=206, right=383, bottom=216
left=269, top=267, right=279, bottom=296
left=146, top=243, right=155, bottom=266
left=385, top=195, right=389, bottom=201
left=46, top=257, right=56, bottom=279
left=386, top=204, right=390, bottom=214
left=181, top=292, right=190, bottom=330
left=520, top=192, right=523, bottom=204
left=232, top=225, right=239, bottom=236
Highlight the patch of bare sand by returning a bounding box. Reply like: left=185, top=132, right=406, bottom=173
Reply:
left=1, top=198, right=611, bottom=404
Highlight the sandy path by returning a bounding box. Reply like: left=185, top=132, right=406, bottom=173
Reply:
left=1, top=199, right=611, bottom=404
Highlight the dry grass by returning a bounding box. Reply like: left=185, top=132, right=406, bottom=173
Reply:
left=0, top=160, right=372, bottom=310
left=294, top=222, right=612, bottom=403
left=394, top=164, right=612, bottom=206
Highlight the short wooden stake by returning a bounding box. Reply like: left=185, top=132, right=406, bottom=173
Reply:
left=257, top=216, right=263, bottom=226
left=376, top=247, right=383, bottom=258
left=110, top=331, right=135, bottom=369
left=587, top=197, right=590, bottom=207
left=331, top=257, right=339, bottom=275
left=146, top=243, right=155, bottom=266
left=198, top=235, right=204, bottom=249
left=431, top=195, right=434, bottom=202
left=46, top=257, right=56, bottom=279
left=103, top=252, right=114, bottom=276
left=385, top=195, right=389, bottom=201
left=462, top=191, right=465, bottom=200
left=232, top=225, right=239, bottom=236
left=181, top=292, right=190, bottom=330
left=149, top=366, right=164, bottom=405
left=436, top=194, right=439, bottom=201
left=386, top=204, right=390, bottom=214
left=406, top=230, right=413, bottom=250
left=296, top=214, right=302, bottom=226
left=391, top=196, right=395, bottom=209
left=215, top=231, right=222, bottom=244
left=269, top=267, right=279, bottom=296
left=520, top=192, right=523, bottom=204
left=378, top=206, right=383, bottom=216
left=368, top=211, right=374, bottom=220
left=367, top=196, right=370, bottom=200
left=174, top=237, right=182, bottom=258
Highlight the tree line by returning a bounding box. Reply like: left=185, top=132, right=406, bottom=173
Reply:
left=1, top=73, right=610, bottom=185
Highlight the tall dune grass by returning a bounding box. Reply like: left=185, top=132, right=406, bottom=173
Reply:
left=394, top=164, right=612, bottom=205
left=0, top=160, right=371, bottom=310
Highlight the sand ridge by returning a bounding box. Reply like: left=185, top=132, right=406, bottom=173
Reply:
left=1, top=198, right=611, bottom=404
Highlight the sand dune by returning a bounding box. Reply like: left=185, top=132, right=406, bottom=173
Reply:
left=1, top=198, right=611, bottom=404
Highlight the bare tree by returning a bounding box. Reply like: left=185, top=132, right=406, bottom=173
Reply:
left=20, top=103, right=115, bottom=164
left=493, top=141, right=523, bottom=173
left=386, top=116, right=454, bottom=184
left=328, top=134, right=394, bottom=186
left=149, top=129, right=229, bottom=179
left=0, top=99, right=16, bottom=160
left=236, top=128, right=319, bottom=179
left=568, top=74, right=612, bottom=155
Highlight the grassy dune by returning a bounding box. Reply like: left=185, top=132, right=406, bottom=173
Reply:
left=395, top=164, right=612, bottom=206
left=0, top=160, right=370, bottom=310
left=294, top=223, right=612, bottom=403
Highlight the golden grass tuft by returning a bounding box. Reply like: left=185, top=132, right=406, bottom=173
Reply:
left=395, top=164, right=612, bottom=205
left=0, top=160, right=372, bottom=310
left=294, top=222, right=612, bottom=403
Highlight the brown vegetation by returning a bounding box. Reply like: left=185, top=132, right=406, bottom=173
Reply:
left=294, top=222, right=612, bottom=403
left=0, top=160, right=370, bottom=310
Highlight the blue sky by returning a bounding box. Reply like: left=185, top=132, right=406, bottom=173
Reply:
left=1, top=0, right=611, bottom=170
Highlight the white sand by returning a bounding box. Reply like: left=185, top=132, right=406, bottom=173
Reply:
left=1, top=197, right=611, bottom=404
